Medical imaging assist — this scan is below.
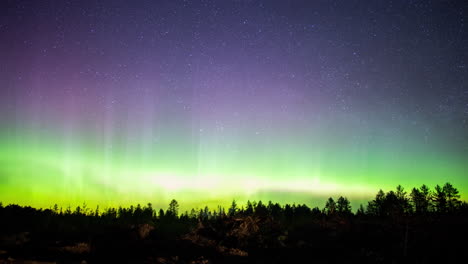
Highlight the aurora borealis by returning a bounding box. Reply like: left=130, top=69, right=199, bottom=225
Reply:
left=1, top=0, right=467, bottom=210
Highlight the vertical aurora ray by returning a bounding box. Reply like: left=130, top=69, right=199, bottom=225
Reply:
left=0, top=1, right=467, bottom=210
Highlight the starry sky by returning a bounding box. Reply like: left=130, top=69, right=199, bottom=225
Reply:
left=0, top=0, right=467, bottom=210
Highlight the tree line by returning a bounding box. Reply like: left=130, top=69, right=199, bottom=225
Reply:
left=0, top=182, right=466, bottom=225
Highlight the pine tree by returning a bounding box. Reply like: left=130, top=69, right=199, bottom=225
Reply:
left=336, top=196, right=352, bottom=215
left=443, top=182, right=461, bottom=212
left=228, top=200, right=238, bottom=217
left=168, top=199, right=179, bottom=218
left=434, top=185, right=447, bottom=213
left=325, top=197, right=336, bottom=215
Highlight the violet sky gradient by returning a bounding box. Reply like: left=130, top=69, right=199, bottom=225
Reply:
left=0, top=0, right=467, bottom=209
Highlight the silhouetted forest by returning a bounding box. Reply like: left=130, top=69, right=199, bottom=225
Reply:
left=1, top=182, right=467, bottom=263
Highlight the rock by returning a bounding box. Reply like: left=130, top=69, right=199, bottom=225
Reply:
left=137, top=223, right=154, bottom=239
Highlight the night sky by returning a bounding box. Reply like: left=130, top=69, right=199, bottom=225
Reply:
left=1, top=0, right=467, bottom=210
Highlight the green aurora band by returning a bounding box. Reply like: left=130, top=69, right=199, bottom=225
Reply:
left=1, top=125, right=466, bottom=211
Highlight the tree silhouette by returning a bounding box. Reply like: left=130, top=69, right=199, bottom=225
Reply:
left=254, top=201, right=268, bottom=217
left=202, top=206, right=210, bottom=220
left=284, top=204, right=293, bottom=220
left=228, top=200, right=238, bottom=217
left=383, top=191, right=400, bottom=216
left=311, top=206, right=322, bottom=217
left=410, top=187, right=425, bottom=214
left=395, top=185, right=411, bottom=214
left=167, top=199, right=179, bottom=218
left=245, top=200, right=254, bottom=215
left=143, top=203, right=154, bottom=222
left=410, top=184, right=433, bottom=214
left=336, top=196, right=352, bottom=215
left=267, top=201, right=282, bottom=219
left=443, top=182, right=461, bottom=212
left=434, top=184, right=447, bottom=213
left=295, top=204, right=311, bottom=218
left=1, top=181, right=468, bottom=264
left=367, top=187, right=411, bottom=217
left=356, top=204, right=365, bottom=216
left=420, top=184, right=432, bottom=212
left=324, top=197, right=336, bottom=215
left=367, top=189, right=385, bottom=216
left=189, top=208, right=197, bottom=219
left=158, top=208, right=165, bottom=219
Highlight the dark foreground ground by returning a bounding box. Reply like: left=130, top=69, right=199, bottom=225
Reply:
left=1, top=212, right=468, bottom=264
